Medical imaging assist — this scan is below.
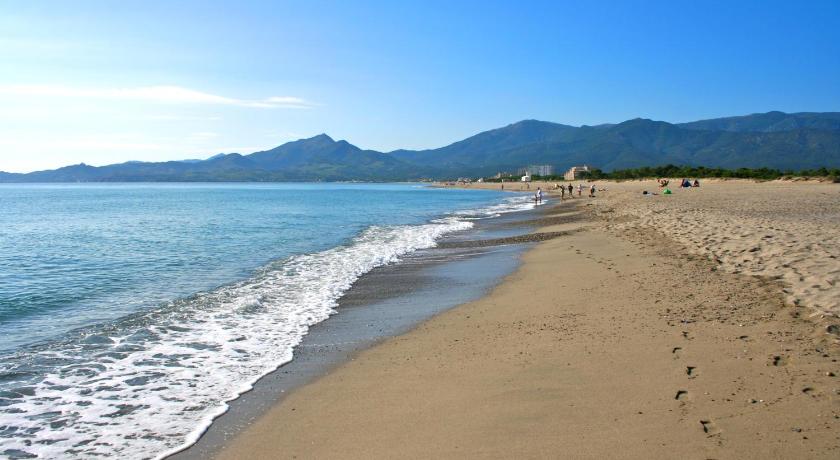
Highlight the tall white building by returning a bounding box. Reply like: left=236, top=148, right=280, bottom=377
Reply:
left=518, top=165, right=555, bottom=176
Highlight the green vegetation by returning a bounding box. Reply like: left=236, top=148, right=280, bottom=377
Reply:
left=527, top=165, right=840, bottom=182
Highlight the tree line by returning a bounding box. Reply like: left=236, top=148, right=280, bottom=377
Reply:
left=519, top=165, right=840, bottom=181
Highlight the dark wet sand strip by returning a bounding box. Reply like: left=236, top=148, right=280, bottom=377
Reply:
left=435, top=230, right=571, bottom=248
left=496, top=209, right=583, bottom=228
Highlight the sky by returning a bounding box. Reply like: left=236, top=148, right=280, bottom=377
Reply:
left=1, top=0, right=839, bottom=173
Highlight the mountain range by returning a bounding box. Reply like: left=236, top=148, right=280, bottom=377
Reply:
left=2, top=111, right=840, bottom=182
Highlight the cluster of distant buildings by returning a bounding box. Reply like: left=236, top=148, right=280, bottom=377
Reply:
left=492, top=164, right=592, bottom=182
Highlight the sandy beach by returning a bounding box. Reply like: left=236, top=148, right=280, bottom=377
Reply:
left=216, top=180, right=840, bottom=459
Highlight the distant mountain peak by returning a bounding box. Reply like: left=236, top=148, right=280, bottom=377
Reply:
left=307, top=133, right=334, bottom=142
left=507, top=119, right=565, bottom=128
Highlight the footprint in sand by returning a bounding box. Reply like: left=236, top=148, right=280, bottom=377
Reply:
left=686, top=366, right=698, bottom=378
left=675, top=390, right=689, bottom=401
left=700, top=419, right=721, bottom=436
left=801, top=386, right=820, bottom=398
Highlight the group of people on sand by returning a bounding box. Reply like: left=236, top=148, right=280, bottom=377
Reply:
left=646, top=178, right=701, bottom=196
left=532, top=184, right=592, bottom=204
left=658, top=178, right=700, bottom=188
left=506, top=181, right=604, bottom=204
left=552, top=183, right=597, bottom=199
left=555, top=184, right=597, bottom=199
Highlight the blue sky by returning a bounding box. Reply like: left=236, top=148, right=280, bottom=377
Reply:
left=1, top=0, right=838, bottom=172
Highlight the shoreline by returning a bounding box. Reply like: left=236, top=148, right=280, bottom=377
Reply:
left=169, top=198, right=548, bottom=459
left=215, top=180, right=840, bottom=459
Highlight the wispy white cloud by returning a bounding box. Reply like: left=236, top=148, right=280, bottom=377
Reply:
left=189, top=131, right=220, bottom=139
left=145, top=114, right=223, bottom=121
left=0, top=137, right=166, bottom=152
left=0, top=84, right=316, bottom=109
left=0, top=37, right=82, bottom=54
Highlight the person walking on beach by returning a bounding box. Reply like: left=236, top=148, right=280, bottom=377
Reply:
left=536, top=187, right=543, bottom=204
left=589, top=184, right=596, bottom=197
left=577, top=184, right=582, bottom=197
left=567, top=184, right=574, bottom=197
left=560, top=185, right=566, bottom=199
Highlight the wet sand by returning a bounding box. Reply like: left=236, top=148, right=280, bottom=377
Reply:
left=217, top=181, right=840, bottom=459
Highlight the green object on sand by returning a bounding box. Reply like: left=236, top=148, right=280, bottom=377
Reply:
left=663, top=188, right=672, bottom=195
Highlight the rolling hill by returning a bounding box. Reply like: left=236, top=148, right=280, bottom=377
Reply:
left=677, top=111, right=840, bottom=133
left=1, top=134, right=433, bottom=182
left=2, top=111, right=839, bottom=182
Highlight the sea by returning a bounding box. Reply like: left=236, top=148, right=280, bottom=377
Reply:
left=0, top=183, right=536, bottom=459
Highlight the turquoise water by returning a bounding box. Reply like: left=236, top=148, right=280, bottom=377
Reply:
left=0, top=183, right=534, bottom=459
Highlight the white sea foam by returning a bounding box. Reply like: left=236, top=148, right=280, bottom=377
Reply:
left=451, top=194, right=540, bottom=218
left=0, top=194, right=535, bottom=459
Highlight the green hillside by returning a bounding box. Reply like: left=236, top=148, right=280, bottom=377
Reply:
left=2, top=111, right=839, bottom=182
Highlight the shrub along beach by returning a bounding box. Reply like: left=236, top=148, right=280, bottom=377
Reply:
left=504, top=165, right=840, bottom=182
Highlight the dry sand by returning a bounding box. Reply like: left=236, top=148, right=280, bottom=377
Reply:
left=590, top=180, right=840, bottom=318
left=443, top=179, right=840, bottom=318
left=217, top=180, right=840, bottom=459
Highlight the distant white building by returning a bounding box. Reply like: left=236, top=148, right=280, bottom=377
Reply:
left=564, top=165, right=591, bottom=181
left=531, top=165, right=554, bottom=176
left=518, top=165, right=555, bottom=177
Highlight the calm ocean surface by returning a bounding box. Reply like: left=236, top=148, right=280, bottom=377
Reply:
left=0, top=183, right=534, bottom=459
